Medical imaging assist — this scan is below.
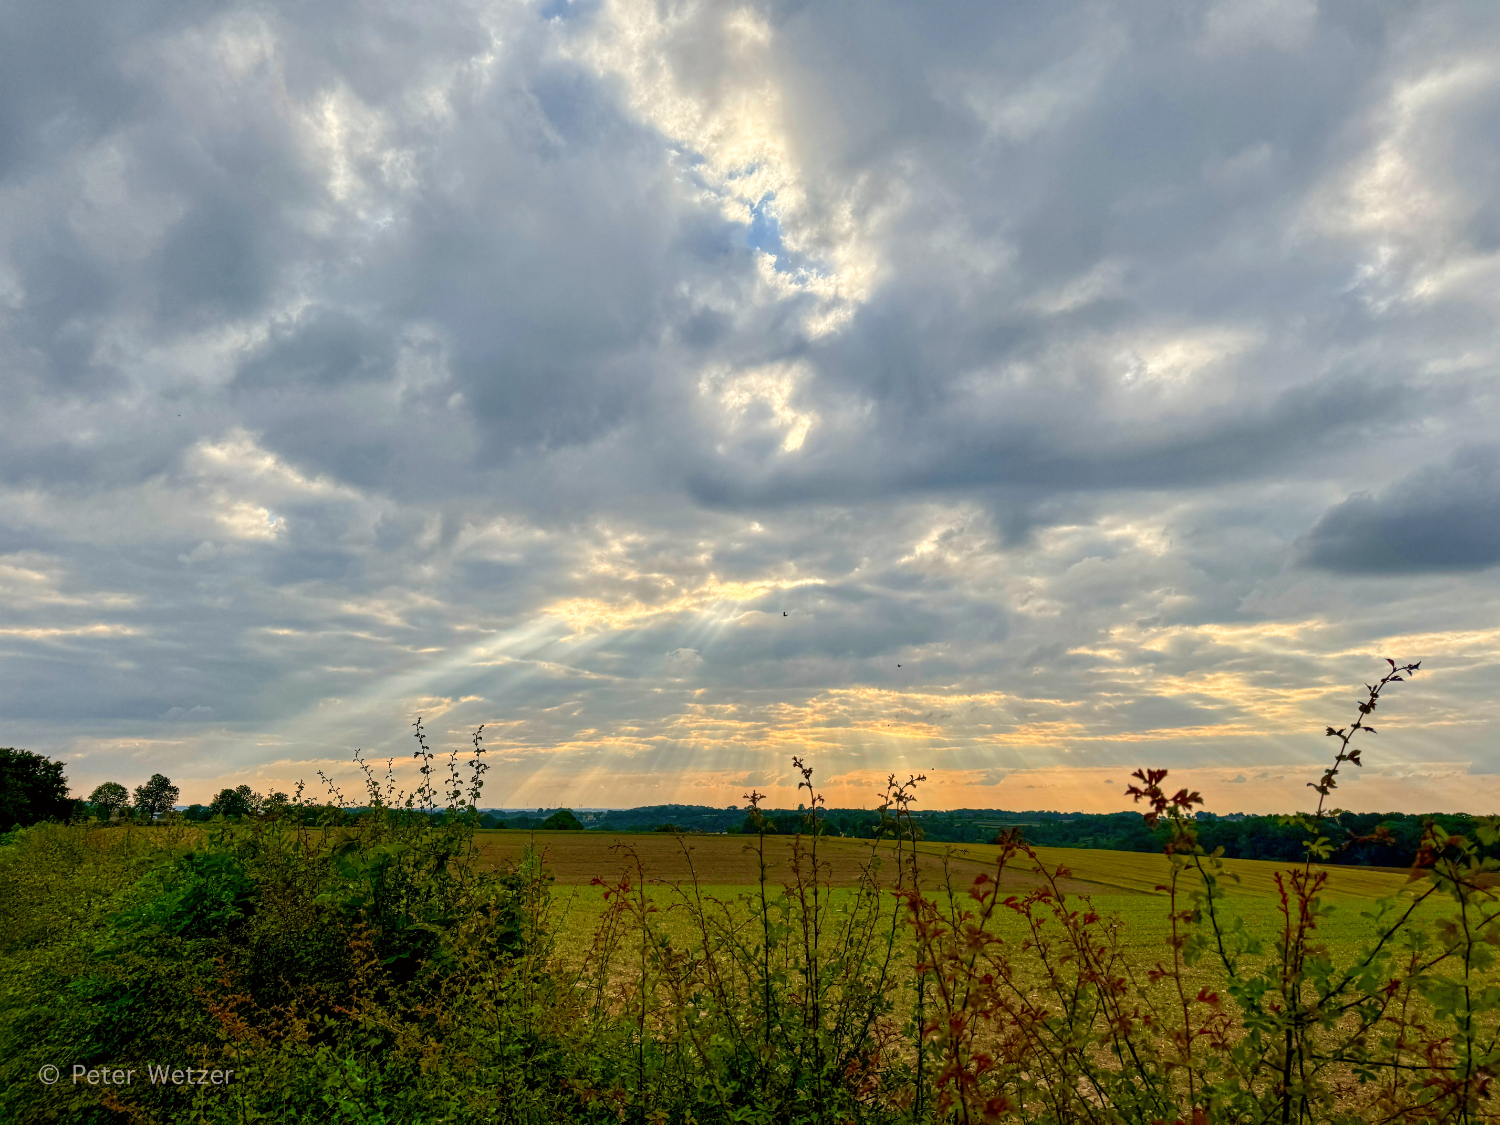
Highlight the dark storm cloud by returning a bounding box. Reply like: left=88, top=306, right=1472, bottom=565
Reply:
left=1300, top=447, right=1500, bottom=573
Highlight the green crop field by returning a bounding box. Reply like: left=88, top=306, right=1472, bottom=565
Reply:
left=475, top=829, right=1434, bottom=981
left=474, top=828, right=1413, bottom=897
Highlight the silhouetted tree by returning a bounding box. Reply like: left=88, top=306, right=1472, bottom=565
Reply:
left=208, top=784, right=257, bottom=819
left=0, top=748, right=73, bottom=830
left=88, top=781, right=132, bottom=820
left=133, top=773, right=180, bottom=822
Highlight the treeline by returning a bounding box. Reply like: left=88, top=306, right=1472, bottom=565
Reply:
left=2, top=744, right=1488, bottom=869
left=480, top=809, right=584, bottom=831
left=912, top=807, right=1494, bottom=868
left=557, top=800, right=1490, bottom=869
left=0, top=750, right=187, bottom=828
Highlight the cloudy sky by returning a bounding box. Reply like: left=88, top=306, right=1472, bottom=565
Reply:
left=4, top=0, right=1499, bottom=814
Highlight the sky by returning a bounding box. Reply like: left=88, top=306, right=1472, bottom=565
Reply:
left=3, top=0, right=1500, bottom=815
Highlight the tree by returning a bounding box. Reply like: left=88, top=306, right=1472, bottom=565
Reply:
left=134, top=773, right=180, bottom=822
left=541, top=809, right=584, bottom=831
left=88, top=782, right=131, bottom=820
left=208, top=784, right=258, bottom=819
left=0, top=748, right=73, bottom=831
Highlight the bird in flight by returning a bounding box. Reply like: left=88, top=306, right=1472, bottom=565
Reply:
left=783, top=611, right=787, bottom=617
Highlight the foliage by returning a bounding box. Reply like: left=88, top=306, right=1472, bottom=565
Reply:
left=489, top=808, right=588, bottom=831
left=209, top=784, right=260, bottom=819
left=8, top=659, right=1500, bottom=1124
left=86, top=782, right=131, bottom=821
left=0, top=748, right=73, bottom=831
left=132, top=773, right=180, bottom=822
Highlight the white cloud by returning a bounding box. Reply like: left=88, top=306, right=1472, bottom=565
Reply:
left=566, top=0, right=883, bottom=336
left=701, top=360, right=818, bottom=452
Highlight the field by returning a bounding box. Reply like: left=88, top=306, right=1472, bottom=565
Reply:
left=474, top=828, right=1414, bottom=897
left=474, top=829, right=1427, bottom=974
